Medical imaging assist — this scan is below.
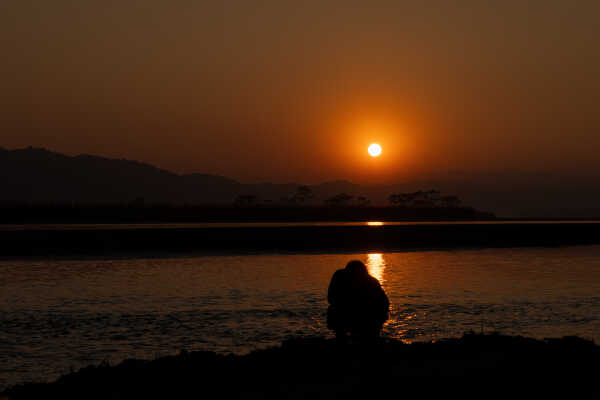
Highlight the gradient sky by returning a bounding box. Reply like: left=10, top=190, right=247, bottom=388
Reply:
left=1, top=1, right=599, bottom=184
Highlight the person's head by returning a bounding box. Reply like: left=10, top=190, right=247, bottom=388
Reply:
left=345, top=260, right=368, bottom=276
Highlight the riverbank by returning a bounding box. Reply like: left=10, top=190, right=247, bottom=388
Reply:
left=1, top=222, right=600, bottom=257
left=0, top=204, right=494, bottom=224
left=3, top=333, right=599, bottom=399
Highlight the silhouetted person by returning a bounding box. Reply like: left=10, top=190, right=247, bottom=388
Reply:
left=327, top=260, right=389, bottom=341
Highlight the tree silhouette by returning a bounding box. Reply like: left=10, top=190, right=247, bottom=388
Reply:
left=290, top=185, right=313, bottom=204
left=356, top=196, right=371, bottom=207
left=324, top=193, right=353, bottom=207
left=388, top=193, right=412, bottom=206
left=389, top=190, right=462, bottom=208
left=233, top=194, right=258, bottom=206
left=441, top=195, right=461, bottom=208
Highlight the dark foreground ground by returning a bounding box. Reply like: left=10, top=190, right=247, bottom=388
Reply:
left=3, top=333, right=600, bottom=399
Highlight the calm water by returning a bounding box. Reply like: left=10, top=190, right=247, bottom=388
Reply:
left=2, top=245, right=600, bottom=389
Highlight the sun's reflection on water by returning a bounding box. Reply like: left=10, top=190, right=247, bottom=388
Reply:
left=366, top=253, right=386, bottom=284
left=366, top=221, right=384, bottom=226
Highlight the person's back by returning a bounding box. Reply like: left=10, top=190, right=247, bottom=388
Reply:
left=327, top=260, right=389, bottom=340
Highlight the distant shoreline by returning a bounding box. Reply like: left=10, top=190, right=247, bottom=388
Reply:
left=0, top=204, right=494, bottom=224
left=1, top=222, right=600, bottom=257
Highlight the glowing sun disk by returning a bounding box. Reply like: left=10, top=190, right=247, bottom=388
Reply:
left=368, top=143, right=382, bottom=157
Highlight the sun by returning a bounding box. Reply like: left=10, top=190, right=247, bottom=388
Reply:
left=368, top=143, right=382, bottom=157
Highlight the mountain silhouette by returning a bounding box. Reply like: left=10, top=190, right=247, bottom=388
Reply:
left=1, top=147, right=599, bottom=218
left=0, top=147, right=374, bottom=205
left=0, top=147, right=240, bottom=204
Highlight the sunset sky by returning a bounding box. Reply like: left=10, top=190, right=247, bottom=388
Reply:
left=2, top=1, right=599, bottom=185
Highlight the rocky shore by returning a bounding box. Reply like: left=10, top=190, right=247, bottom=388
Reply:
left=3, top=333, right=600, bottom=399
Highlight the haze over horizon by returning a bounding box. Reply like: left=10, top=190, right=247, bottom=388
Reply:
left=2, top=1, right=599, bottom=186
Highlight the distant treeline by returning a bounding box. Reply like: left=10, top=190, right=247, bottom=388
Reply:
left=0, top=202, right=494, bottom=224
left=236, top=187, right=463, bottom=208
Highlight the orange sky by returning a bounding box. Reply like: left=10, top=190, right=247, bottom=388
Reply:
left=1, top=1, right=599, bottom=184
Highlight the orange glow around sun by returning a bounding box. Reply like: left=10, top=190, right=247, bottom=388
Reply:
left=321, top=109, right=418, bottom=184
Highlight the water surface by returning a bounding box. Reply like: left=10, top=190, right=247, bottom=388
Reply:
left=2, top=245, right=600, bottom=388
